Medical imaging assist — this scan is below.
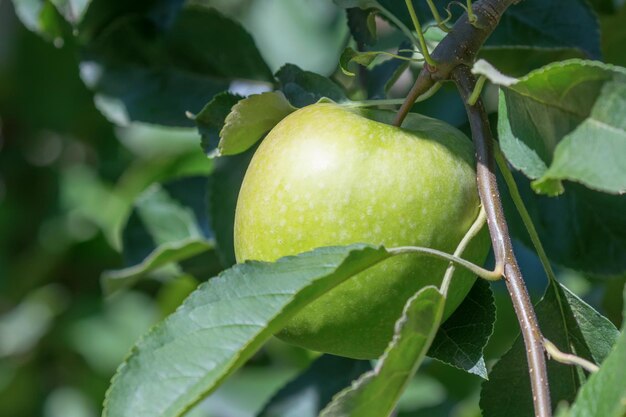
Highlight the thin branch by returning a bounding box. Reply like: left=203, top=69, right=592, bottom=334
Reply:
left=453, top=65, right=552, bottom=417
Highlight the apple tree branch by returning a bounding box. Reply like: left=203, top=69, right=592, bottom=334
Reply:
left=392, top=1, right=552, bottom=417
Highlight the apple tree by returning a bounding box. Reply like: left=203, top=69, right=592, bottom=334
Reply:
left=7, top=0, right=626, bottom=416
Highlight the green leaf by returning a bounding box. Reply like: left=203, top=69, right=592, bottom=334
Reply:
left=218, top=92, right=295, bottom=156
left=208, top=149, right=256, bottom=267
left=567, top=287, right=626, bottom=417
left=477, top=48, right=586, bottom=78
left=427, top=279, right=495, bottom=379
left=340, top=47, right=379, bottom=77
left=257, top=355, right=371, bottom=417
left=102, top=244, right=392, bottom=417
left=487, top=0, right=601, bottom=59
left=102, top=240, right=214, bottom=295
left=480, top=282, right=619, bottom=417
left=319, top=286, right=445, bottom=417
left=275, top=64, right=348, bottom=108
left=346, top=7, right=377, bottom=46
left=102, top=177, right=221, bottom=295
left=191, top=92, right=243, bottom=156
left=499, top=169, right=626, bottom=276
left=367, top=41, right=412, bottom=99
left=81, top=5, right=273, bottom=126
left=493, top=59, right=626, bottom=195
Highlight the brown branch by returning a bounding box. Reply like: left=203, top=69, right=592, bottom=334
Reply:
left=391, top=1, right=553, bottom=416
left=393, top=0, right=519, bottom=128
left=453, top=66, right=551, bottom=417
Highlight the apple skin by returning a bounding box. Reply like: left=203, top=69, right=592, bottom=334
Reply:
left=234, top=103, right=489, bottom=359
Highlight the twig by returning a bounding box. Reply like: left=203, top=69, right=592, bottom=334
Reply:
left=453, top=65, right=551, bottom=417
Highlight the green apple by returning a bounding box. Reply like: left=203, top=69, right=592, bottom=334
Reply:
left=234, top=102, right=489, bottom=359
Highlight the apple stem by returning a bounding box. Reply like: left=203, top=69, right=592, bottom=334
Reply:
left=391, top=1, right=554, bottom=416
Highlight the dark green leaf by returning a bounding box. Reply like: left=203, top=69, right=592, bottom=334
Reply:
left=367, top=41, right=412, bottom=99
left=478, top=48, right=586, bottom=78
left=102, top=244, right=393, bottom=417
left=218, top=91, right=295, bottom=156
left=346, top=7, right=377, bottom=46
left=81, top=5, right=272, bottom=126
left=487, top=0, right=601, bottom=59
left=102, top=177, right=221, bottom=294
left=275, top=64, right=348, bottom=107
left=76, top=0, right=185, bottom=42
left=493, top=60, right=626, bottom=195
left=503, top=173, right=626, bottom=276
left=319, top=286, right=445, bottom=417
left=208, top=148, right=256, bottom=268
left=601, top=5, right=626, bottom=67
left=192, top=92, right=243, bottom=156
left=480, top=282, right=619, bottom=417
left=257, top=355, right=371, bottom=417
left=568, top=287, right=626, bottom=417
left=428, top=279, right=495, bottom=379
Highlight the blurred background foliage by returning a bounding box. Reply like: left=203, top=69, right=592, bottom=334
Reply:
left=0, top=0, right=624, bottom=416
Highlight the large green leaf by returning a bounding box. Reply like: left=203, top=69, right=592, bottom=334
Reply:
left=80, top=5, right=272, bottom=126
left=319, top=286, right=445, bottom=417
left=487, top=0, right=601, bottom=59
left=102, top=177, right=222, bottom=294
left=480, top=282, right=619, bottom=417
left=427, top=279, right=495, bottom=379
left=257, top=355, right=371, bottom=417
left=218, top=91, right=295, bottom=156
left=500, top=170, right=626, bottom=276
left=567, top=287, right=626, bottom=417
left=492, top=59, right=626, bottom=195
left=102, top=244, right=392, bottom=417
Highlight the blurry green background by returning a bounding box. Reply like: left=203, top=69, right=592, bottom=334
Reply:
left=0, top=0, right=624, bottom=416
left=0, top=1, right=347, bottom=416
